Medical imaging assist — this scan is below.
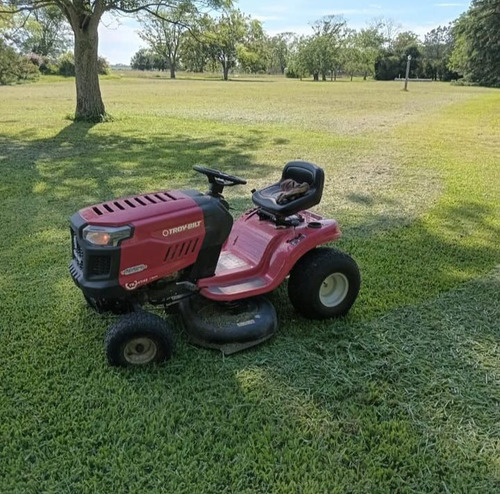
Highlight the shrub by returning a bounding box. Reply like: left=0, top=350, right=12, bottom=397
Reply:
left=97, top=56, right=110, bottom=75
left=58, top=52, right=75, bottom=76
left=26, top=53, right=58, bottom=75
left=0, top=41, right=39, bottom=85
left=57, top=52, right=111, bottom=76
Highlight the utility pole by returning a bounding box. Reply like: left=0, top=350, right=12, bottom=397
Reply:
left=404, top=55, right=412, bottom=91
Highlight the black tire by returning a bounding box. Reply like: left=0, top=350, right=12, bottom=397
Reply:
left=105, top=312, right=174, bottom=367
left=288, top=247, right=360, bottom=319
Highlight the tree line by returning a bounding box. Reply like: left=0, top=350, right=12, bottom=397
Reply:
left=130, top=2, right=498, bottom=87
left=1, top=1, right=498, bottom=122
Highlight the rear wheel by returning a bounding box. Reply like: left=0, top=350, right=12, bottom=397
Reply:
left=105, top=312, right=174, bottom=367
left=288, top=247, right=360, bottom=319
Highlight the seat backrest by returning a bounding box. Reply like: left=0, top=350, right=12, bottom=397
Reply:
left=251, top=160, right=325, bottom=219
left=282, top=161, right=324, bottom=195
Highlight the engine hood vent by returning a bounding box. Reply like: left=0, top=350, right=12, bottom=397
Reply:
left=91, top=192, right=177, bottom=216
left=77, top=190, right=195, bottom=226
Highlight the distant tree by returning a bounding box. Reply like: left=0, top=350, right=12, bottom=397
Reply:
left=130, top=48, right=156, bottom=70
left=204, top=9, right=247, bottom=80
left=370, top=16, right=402, bottom=48
left=57, top=51, right=109, bottom=76
left=449, top=0, right=500, bottom=87
left=341, top=29, right=362, bottom=80
left=375, top=31, right=421, bottom=80
left=138, top=3, right=194, bottom=79
left=237, top=18, right=268, bottom=73
left=422, top=25, right=455, bottom=81
left=313, top=15, right=346, bottom=80
left=284, top=36, right=308, bottom=79
left=356, top=26, right=385, bottom=80
left=179, top=18, right=210, bottom=72
left=267, top=32, right=293, bottom=74
left=296, top=15, right=346, bottom=81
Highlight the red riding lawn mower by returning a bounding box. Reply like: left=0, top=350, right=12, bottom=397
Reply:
left=69, top=161, right=361, bottom=367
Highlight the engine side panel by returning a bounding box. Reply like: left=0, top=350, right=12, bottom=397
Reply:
left=70, top=190, right=206, bottom=298
left=118, top=205, right=205, bottom=291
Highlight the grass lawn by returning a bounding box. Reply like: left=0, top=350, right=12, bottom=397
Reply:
left=0, top=75, right=499, bottom=492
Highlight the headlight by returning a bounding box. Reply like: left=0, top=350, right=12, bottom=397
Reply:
left=82, top=225, right=132, bottom=246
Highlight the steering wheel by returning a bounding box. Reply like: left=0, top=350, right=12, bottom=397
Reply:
left=193, top=165, right=247, bottom=186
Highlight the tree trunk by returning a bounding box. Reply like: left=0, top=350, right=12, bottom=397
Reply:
left=313, top=72, right=319, bottom=81
left=222, top=62, right=229, bottom=81
left=73, top=20, right=106, bottom=122
left=170, top=64, right=176, bottom=79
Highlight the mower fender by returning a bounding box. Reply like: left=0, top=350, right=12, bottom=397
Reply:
left=199, top=210, right=341, bottom=301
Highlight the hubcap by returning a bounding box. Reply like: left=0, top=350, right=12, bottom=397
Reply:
left=319, top=273, right=349, bottom=307
left=123, top=337, right=158, bottom=365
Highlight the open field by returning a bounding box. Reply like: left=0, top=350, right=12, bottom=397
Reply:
left=1, top=76, right=499, bottom=492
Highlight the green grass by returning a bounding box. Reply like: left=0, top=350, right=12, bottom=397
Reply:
left=0, top=76, right=499, bottom=492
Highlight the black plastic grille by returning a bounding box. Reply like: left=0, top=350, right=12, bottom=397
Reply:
left=71, top=229, right=84, bottom=270
left=88, top=255, right=112, bottom=276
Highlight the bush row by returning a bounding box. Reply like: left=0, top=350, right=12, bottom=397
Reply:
left=0, top=45, right=110, bottom=85
left=27, top=52, right=110, bottom=76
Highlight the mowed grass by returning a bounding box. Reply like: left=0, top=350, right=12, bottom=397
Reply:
left=0, top=76, right=499, bottom=492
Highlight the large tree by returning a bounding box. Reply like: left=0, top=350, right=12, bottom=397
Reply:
left=1, top=0, right=227, bottom=121
left=449, top=0, right=500, bottom=87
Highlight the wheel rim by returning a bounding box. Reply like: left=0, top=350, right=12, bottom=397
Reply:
left=123, top=337, right=158, bottom=365
left=319, top=273, right=349, bottom=307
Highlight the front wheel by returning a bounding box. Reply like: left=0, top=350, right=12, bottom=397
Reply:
left=288, top=248, right=361, bottom=319
left=105, top=312, right=174, bottom=367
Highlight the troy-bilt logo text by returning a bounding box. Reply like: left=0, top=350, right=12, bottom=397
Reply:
left=125, top=275, right=158, bottom=291
left=162, top=221, right=201, bottom=237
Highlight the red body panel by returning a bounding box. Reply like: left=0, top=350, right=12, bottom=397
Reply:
left=78, top=190, right=341, bottom=300
left=198, top=209, right=341, bottom=301
left=79, top=191, right=205, bottom=291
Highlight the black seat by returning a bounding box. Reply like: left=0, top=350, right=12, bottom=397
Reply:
left=252, top=161, right=324, bottom=217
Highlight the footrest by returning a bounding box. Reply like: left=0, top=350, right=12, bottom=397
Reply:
left=202, top=276, right=267, bottom=297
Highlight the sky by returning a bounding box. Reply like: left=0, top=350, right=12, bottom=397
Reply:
left=98, top=0, right=471, bottom=65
